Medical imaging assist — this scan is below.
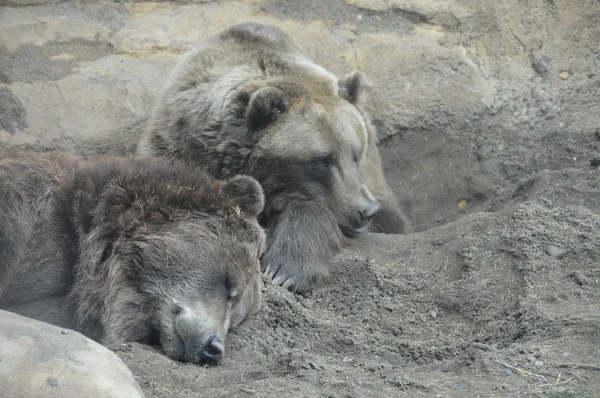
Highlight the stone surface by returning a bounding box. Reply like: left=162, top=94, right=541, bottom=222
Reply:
left=0, top=310, right=144, bottom=398
left=1, top=0, right=599, bottom=231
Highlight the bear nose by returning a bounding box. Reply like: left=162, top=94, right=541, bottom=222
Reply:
left=199, top=334, right=224, bottom=364
left=359, top=199, right=381, bottom=222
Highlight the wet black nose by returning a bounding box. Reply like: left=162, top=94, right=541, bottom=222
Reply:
left=200, top=334, right=224, bottom=364
left=359, top=199, right=381, bottom=222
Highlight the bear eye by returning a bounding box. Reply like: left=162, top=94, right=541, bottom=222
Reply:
left=312, top=154, right=335, bottom=169
left=224, top=275, right=237, bottom=301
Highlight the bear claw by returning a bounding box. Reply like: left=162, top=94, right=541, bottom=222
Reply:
left=280, top=277, right=296, bottom=291
left=272, top=274, right=288, bottom=286
left=263, top=263, right=298, bottom=291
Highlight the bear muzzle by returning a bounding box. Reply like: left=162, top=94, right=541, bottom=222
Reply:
left=198, top=334, right=225, bottom=364
left=342, top=198, right=381, bottom=236
left=173, top=308, right=226, bottom=365
left=359, top=199, right=381, bottom=223
left=178, top=330, right=225, bottom=365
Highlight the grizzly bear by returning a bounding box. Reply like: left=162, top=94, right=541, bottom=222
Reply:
left=0, top=152, right=265, bottom=365
left=137, top=22, right=409, bottom=292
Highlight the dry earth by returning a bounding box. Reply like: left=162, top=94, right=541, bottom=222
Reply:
left=1, top=0, right=599, bottom=397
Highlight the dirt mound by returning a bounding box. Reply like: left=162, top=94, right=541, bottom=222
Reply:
left=116, top=198, right=600, bottom=397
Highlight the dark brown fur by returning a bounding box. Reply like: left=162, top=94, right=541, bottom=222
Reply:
left=0, top=152, right=265, bottom=365
left=138, top=23, right=409, bottom=292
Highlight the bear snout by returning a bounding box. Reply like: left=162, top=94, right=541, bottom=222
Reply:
left=358, top=199, right=381, bottom=223
left=177, top=329, right=225, bottom=365
left=341, top=199, right=381, bottom=237
left=174, top=310, right=226, bottom=365
left=199, top=334, right=225, bottom=364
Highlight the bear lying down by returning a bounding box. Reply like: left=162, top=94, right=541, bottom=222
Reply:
left=138, top=22, right=410, bottom=292
left=0, top=152, right=265, bottom=365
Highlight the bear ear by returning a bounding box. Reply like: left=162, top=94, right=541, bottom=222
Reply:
left=245, top=86, right=288, bottom=131
left=338, top=70, right=366, bottom=104
left=223, top=175, right=265, bottom=218
left=93, top=185, right=136, bottom=229
left=102, top=186, right=136, bottom=222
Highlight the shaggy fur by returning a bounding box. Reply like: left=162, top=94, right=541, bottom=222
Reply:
left=0, top=152, right=265, bottom=365
left=138, top=23, right=409, bottom=292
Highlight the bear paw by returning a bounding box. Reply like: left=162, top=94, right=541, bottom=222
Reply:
left=261, top=253, right=329, bottom=293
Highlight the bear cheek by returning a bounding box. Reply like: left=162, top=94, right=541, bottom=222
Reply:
left=157, top=323, right=184, bottom=361
left=229, top=285, right=259, bottom=328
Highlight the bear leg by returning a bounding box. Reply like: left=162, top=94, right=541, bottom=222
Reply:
left=261, top=201, right=343, bottom=292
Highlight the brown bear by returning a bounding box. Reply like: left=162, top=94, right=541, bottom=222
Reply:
left=137, top=22, right=409, bottom=292
left=0, top=152, right=265, bottom=365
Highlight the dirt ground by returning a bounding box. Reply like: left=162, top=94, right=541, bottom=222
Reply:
left=1, top=0, right=599, bottom=397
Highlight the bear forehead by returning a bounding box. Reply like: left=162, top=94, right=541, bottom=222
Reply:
left=329, top=105, right=367, bottom=153
left=267, top=101, right=367, bottom=158
left=142, top=223, right=261, bottom=275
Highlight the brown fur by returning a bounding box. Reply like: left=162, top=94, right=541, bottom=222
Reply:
left=138, top=23, right=409, bottom=292
left=0, top=152, right=265, bottom=365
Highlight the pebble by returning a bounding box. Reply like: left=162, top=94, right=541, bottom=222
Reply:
left=45, top=377, right=59, bottom=387
left=503, top=369, right=513, bottom=376
left=545, top=245, right=566, bottom=258
left=429, top=310, right=438, bottom=319
left=559, top=71, right=570, bottom=80
left=60, top=329, right=70, bottom=335
left=527, top=355, right=537, bottom=362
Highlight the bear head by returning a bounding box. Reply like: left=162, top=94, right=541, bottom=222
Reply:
left=244, top=70, right=380, bottom=236
left=78, top=167, right=266, bottom=365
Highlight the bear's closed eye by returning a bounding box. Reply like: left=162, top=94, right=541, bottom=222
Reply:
left=312, top=155, right=335, bottom=169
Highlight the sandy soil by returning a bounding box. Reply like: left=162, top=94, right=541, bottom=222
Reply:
left=116, top=183, right=600, bottom=398
left=1, top=0, right=599, bottom=397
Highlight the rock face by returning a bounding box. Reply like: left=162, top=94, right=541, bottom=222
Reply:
left=0, top=310, right=144, bottom=398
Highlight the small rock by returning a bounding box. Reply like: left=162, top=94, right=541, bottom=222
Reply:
left=45, top=377, right=58, bottom=388
left=429, top=310, right=438, bottom=319
left=590, top=158, right=600, bottom=167
left=527, top=355, right=537, bottom=362
left=559, top=71, right=570, bottom=80
left=545, top=245, right=566, bottom=258
left=531, top=56, right=551, bottom=76
left=382, top=351, right=404, bottom=367
left=60, top=329, right=70, bottom=335
left=503, top=369, right=513, bottom=376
